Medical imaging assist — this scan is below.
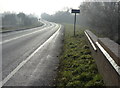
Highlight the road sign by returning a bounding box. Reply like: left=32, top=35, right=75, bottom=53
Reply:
left=72, top=9, right=80, bottom=13
left=71, top=9, right=80, bottom=36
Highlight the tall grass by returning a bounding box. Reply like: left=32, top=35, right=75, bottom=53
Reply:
left=56, top=24, right=104, bottom=87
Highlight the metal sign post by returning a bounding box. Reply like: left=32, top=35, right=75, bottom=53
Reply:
left=71, top=9, right=80, bottom=36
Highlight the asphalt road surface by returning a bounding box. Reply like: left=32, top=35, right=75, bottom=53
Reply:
left=0, top=20, right=64, bottom=87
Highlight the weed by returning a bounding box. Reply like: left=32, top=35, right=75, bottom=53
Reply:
left=56, top=24, right=104, bottom=87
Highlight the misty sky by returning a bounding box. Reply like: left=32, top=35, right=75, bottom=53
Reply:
left=0, top=0, right=83, bottom=17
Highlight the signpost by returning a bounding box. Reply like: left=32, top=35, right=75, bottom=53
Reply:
left=71, top=9, right=80, bottom=36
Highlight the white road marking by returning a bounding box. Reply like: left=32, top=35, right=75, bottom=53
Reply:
left=0, top=24, right=61, bottom=87
left=0, top=24, right=55, bottom=45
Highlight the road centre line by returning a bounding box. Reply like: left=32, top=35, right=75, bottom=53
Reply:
left=0, top=24, right=61, bottom=87
left=0, top=24, right=56, bottom=45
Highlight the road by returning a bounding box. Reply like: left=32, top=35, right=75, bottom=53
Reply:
left=0, top=20, right=64, bottom=86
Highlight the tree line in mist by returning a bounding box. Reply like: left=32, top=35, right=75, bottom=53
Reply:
left=79, top=2, right=119, bottom=44
left=41, top=11, right=80, bottom=24
left=41, top=2, right=119, bottom=44
left=2, top=12, right=42, bottom=30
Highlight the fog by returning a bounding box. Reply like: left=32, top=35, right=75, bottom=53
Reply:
left=0, top=1, right=119, bottom=44
left=41, top=2, right=119, bottom=44
left=0, top=0, right=81, bottom=16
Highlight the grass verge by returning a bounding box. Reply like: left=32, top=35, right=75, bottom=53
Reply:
left=2, top=22, right=43, bottom=31
left=56, top=24, right=104, bottom=87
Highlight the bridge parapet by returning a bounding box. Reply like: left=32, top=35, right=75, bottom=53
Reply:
left=84, top=30, right=120, bottom=87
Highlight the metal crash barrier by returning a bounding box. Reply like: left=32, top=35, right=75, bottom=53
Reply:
left=84, top=30, right=120, bottom=86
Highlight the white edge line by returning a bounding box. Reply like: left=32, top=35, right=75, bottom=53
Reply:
left=96, top=41, right=120, bottom=75
left=0, top=23, right=55, bottom=44
left=0, top=24, right=61, bottom=87
left=84, top=31, right=97, bottom=51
